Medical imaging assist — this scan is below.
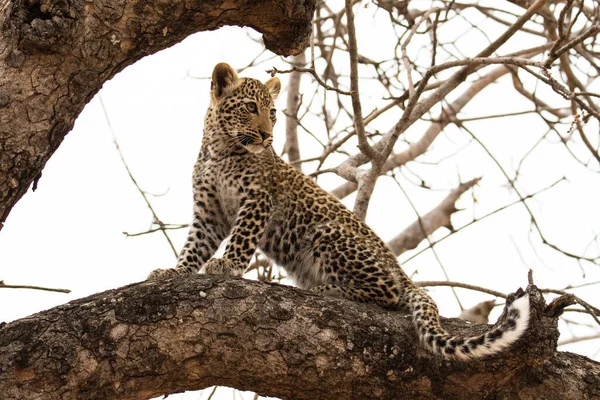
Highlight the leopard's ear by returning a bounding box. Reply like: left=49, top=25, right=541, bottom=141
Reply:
left=264, top=77, right=281, bottom=100
left=211, top=63, right=239, bottom=100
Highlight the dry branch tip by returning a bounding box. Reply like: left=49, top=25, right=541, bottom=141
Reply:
left=545, top=294, right=578, bottom=318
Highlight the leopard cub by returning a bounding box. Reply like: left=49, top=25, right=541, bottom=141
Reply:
left=148, top=62, right=530, bottom=359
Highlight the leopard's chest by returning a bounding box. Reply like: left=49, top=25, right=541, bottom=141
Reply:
left=218, top=182, right=242, bottom=226
left=193, top=157, right=243, bottom=226
left=215, top=159, right=260, bottom=225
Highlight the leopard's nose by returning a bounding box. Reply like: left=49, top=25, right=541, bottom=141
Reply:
left=259, top=130, right=271, bottom=140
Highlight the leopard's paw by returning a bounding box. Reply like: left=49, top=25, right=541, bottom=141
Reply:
left=203, top=258, right=244, bottom=277
left=147, top=268, right=180, bottom=281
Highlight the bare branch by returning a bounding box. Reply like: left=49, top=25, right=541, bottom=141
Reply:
left=284, top=52, right=306, bottom=170
left=416, top=280, right=507, bottom=299
left=460, top=122, right=599, bottom=266
left=402, top=178, right=566, bottom=265
left=334, top=0, right=552, bottom=185
left=387, top=178, right=481, bottom=256
left=99, top=96, right=178, bottom=257
left=332, top=63, right=517, bottom=199
left=0, top=281, right=70, bottom=294
left=559, top=333, right=600, bottom=346
left=344, top=0, right=376, bottom=160
left=270, top=66, right=352, bottom=96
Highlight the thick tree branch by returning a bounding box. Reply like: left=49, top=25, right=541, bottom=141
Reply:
left=0, top=0, right=316, bottom=230
left=1, top=276, right=599, bottom=400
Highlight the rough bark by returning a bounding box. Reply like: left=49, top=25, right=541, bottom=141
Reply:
left=1, top=275, right=598, bottom=400
left=0, top=0, right=315, bottom=229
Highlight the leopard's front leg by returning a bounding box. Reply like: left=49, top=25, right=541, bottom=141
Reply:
left=147, top=173, right=228, bottom=280
left=204, top=188, right=271, bottom=277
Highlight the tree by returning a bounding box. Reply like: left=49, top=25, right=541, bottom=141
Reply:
left=0, top=0, right=314, bottom=228
left=2, top=0, right=600, bottom=399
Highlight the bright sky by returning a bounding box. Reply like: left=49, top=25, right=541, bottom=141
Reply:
left=1, top=4, right=600, bottom=399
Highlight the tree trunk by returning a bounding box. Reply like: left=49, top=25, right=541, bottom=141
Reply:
left=0, top=0, right=315, bottom=229
left=1, top=275, right=598, bottom=400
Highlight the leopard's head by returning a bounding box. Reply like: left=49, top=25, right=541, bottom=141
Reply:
left=208, top=62, right=280, bottom=154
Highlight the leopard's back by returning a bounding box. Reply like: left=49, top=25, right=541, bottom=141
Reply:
left=256, top=157, right=400, bottom=290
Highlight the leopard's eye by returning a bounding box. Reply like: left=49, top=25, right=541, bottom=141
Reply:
left=245, top=102, right=258, bottom=114
left=270, top=109, right=277, bottom=120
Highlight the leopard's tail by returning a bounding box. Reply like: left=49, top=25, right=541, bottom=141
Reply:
left=404, top=286, right=530, bottom=359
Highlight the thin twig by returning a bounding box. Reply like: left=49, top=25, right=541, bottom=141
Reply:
left=268, top=66, right=352, bottom=96
left=416, top=280, right=507, bottom=298
left=393, top=175, right=465, bottom=310
left=207, top=386, right=219, bottom=400
left=559, top=333, right=600, bottom=346
left=460, top=122, right=599, bottom=266
left=403, top=178, right=566, bottom=264
left=0, top=281, right=71, bottom=294
left=123, top=224, right=189, bottom=237
left=99, top=96, right=178, bottom=258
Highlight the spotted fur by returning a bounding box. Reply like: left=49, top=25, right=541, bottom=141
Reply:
left=147, top=63, right=530, bottom=359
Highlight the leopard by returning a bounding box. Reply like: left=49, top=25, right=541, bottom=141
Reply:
left=147, top=62, right=530, bottom=359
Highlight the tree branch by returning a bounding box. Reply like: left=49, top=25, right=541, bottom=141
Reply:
left=0, top=280, right=70, bottom=294
left=330, top=48, right=547, bottom=200
left=283, top=52, right=306, bottom=171
left=1, top=276, right=598, bottom=400
left=387, top=178, right=481, bottom=256
left=332, top=0, right=551, bottom=186
left=0, top=0, right=316, bottom=230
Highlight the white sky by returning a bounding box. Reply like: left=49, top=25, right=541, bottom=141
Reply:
left=1, top=4, right=600, bottom=399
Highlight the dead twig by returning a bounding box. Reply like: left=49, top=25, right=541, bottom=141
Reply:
left=0, top=280, right=70, bottom=294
